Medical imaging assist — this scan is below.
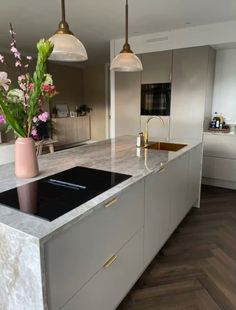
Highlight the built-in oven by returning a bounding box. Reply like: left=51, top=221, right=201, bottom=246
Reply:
left=141, top=83, right=171, bottom=116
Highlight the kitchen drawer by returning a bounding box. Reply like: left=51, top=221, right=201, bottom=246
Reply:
left=44, top=180, right=144, bottom=310
left=202, top=156, right=236, bottom=182
left=203, top=134, right=236, bottom=159
left=62, top=229, right=144, bottom=310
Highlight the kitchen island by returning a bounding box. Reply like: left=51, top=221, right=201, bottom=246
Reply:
left=0, top=136, right=202, bottom=310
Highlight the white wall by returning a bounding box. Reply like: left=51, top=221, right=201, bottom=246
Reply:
left=47, top=63, right=83, bottom=113
left=83, top=64, right=108, bottom=141
left=212, top=48, right=236, bottom=123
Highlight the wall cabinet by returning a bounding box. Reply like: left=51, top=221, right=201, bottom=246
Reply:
left=113, top=46, right=215, bottom=141
left=52, top=116, right=90, bottom=147
left=141, top=51, right=172, bottom=84
left=114, top=72, right=141, bottom=136
left=170, top=46, right=215, bottom=140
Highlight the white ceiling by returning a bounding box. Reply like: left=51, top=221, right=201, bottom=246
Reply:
left=0, top=0, right=236, bottom=64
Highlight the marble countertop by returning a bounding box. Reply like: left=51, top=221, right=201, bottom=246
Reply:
left=0, top=136, right=201, bottom=241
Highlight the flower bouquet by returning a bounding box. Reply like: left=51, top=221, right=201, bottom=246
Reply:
left=0, top=26, right=57, bottom=177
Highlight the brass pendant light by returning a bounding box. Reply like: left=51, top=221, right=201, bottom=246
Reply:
left=110, top=0, right=143, bottom=72
left=49, top=0, right=88, bottom=62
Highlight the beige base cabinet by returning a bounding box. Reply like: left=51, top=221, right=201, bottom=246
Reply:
left=202, top=133, right=236, bottom=189
left=44, top=180, right=145, bottom=310
left=52, top=116, right=91, bottom=147
left=144, top=146, right=202, bottom=268
left=144, top=166, right=171, bottom=267
left=169, top=153, right=189, bottom=234
left=44, top=146, right=202, bottom=310
left=187, top=145, right=203, bottom=207
left=62, top=229, right=143, bottom=310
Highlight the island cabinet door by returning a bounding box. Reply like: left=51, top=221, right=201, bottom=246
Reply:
left=61, top=228, right=143, bottom=310
left=144, top=166, right=171, bottom=267
left=187, top=144, right=202, bottom=208
left=44, top=180, right=145, bottom=310
left=169, top=152, right=189, bottom=234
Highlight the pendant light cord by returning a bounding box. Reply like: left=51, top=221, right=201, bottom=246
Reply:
left=125, top=0, right=128, bottom=45
left=61, top=0, right=66, bottom=21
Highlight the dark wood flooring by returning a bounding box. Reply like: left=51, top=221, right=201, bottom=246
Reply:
left=117, top=185, right=236, bottom=310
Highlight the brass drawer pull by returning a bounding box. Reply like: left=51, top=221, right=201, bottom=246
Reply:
left=103, top=255, right=118, bottom=268
left=104, top=198, right=118, bottom=208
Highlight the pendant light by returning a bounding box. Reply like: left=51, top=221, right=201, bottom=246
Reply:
left=110, top=0, right=142, bottom=72
left=49, top=0, right=88, bottom=62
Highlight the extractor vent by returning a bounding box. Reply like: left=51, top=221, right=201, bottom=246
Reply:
left=146, top=36, right=169, bottom=43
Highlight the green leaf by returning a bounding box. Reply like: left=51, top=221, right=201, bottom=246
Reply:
left=0, top=99, right=26, bottom=137
left=26, top=39, right=54, bottom=136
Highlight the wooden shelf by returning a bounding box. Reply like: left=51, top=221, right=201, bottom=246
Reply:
left=208, top=128, right=230, bottom=133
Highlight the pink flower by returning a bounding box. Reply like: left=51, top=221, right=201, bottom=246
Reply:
left=38, top=112, right=48, bottom=122
left=28, top=83, right=34, bottom=91
left=32, top=128, right=37, bottom=136
left=0, top=115, right=5, bottom=124
left=0, top=72, right=11, bottom=91
left=15, top=60, right=21, bottom=67
left=26, top=56, right=32, bottom=61
left=18, top=75, right=25, bottom=82
left=10, top=46, right=18, bottom=54
left=14, top=52, right=21, bottom=59
left=42, top=83, right=56, bottom=96
left=0, top=54, right=4, bottom=63
left=42, top=84, right=50, bottom=92
left=31, top=127, right=39, bottom=140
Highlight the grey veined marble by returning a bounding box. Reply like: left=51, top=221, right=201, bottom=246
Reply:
left=0, top=225, right=44, bottom=310
left=0, top=135, right=201, bottom=309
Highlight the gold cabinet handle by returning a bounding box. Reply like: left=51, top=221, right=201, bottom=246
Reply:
left=103, top=255, right=118, bottom=268
left=104, top=198, right=118, bottom=208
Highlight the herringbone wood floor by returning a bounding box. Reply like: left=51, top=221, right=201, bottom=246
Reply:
left=117, top=185, right=236, bottom=310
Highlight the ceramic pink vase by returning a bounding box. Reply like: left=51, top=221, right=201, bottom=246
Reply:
left=15, top=137, right=39, bottom=178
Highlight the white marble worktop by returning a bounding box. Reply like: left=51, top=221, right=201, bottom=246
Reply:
left=0, top=136, right=201, bottom=241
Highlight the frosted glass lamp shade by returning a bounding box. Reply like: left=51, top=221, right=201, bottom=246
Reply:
left=110, top=52, right=143, bottom=72
left=49, top=34, right=88, bottom=62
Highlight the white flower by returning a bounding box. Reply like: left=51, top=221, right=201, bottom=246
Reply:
left=44, top=73, right=53, bottom=85
left=0, top=72, right=11, bottom=91
left=7, top=88, right=24, bottom=103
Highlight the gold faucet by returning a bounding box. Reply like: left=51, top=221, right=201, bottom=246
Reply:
left=144, top=116, right=165, bottom=146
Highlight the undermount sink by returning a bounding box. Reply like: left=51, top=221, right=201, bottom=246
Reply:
left=145, top=141, right=187, bottom=152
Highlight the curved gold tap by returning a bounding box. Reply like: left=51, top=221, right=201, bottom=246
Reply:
left=144, top=116, right=165, bottom=146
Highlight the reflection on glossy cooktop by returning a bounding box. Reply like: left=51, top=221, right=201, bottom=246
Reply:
left=0, top=166, right=132, bottom=221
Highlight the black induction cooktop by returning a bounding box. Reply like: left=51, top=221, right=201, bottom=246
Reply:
left=0, top=166, right=132, bottom=221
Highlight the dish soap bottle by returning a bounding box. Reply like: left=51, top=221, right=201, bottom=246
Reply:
left=213, top=112, right=220, bottom=129
left=136, top=132, right=144, bottom=147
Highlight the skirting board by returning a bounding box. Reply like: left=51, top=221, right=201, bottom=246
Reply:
left=202, top=177, right=236, bottom=190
